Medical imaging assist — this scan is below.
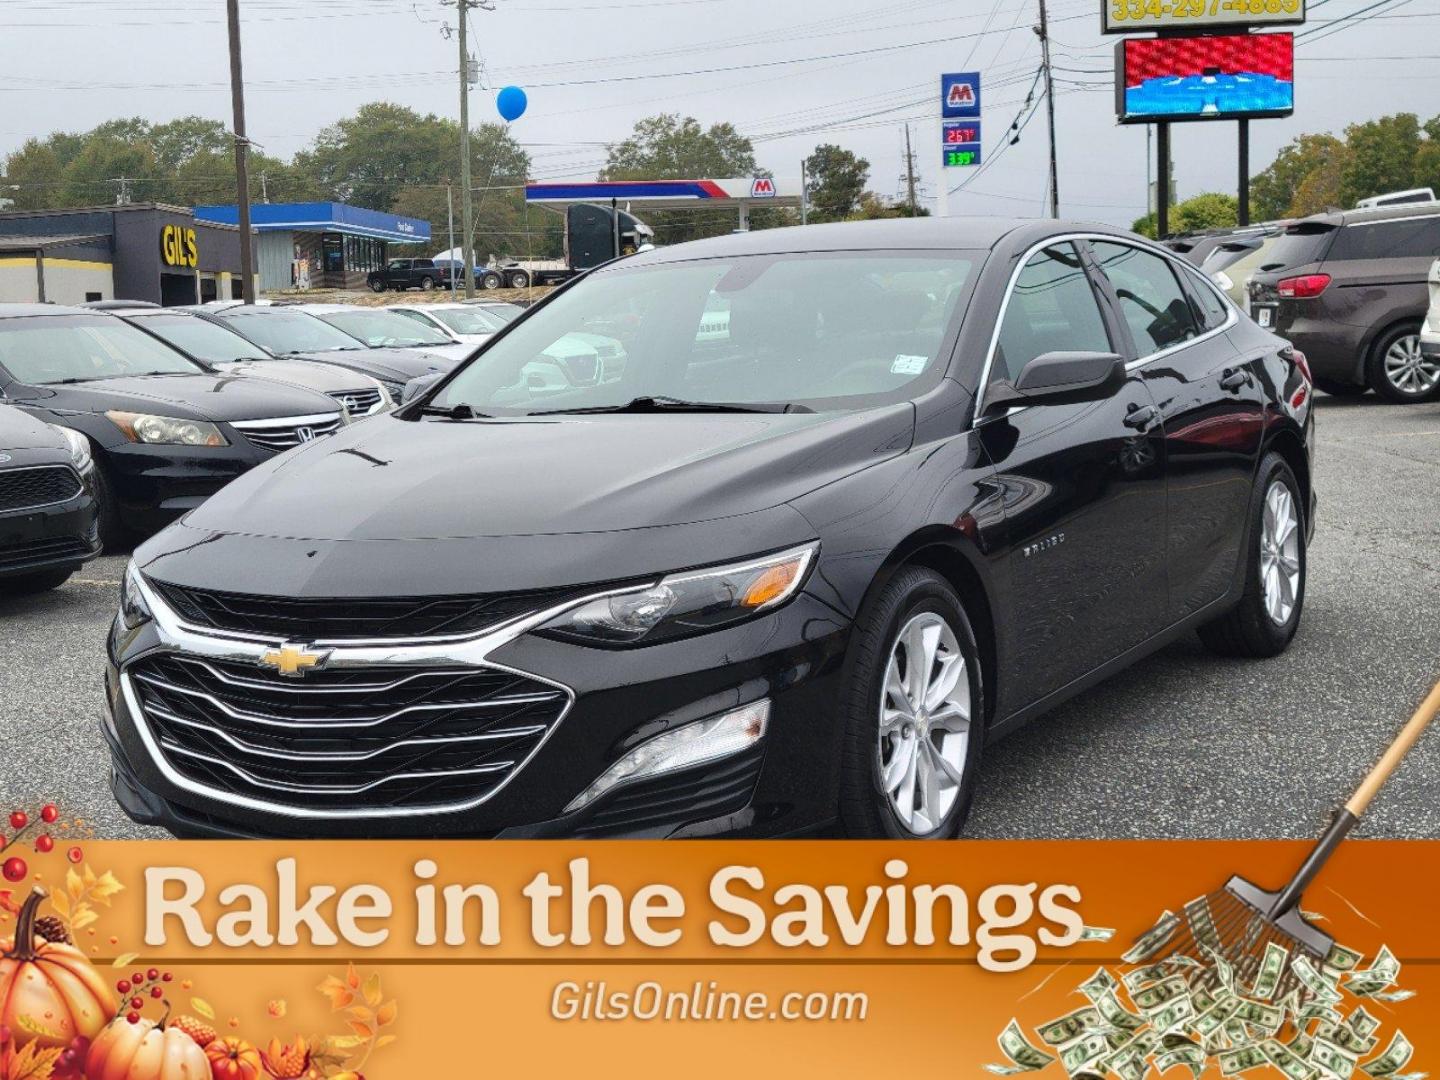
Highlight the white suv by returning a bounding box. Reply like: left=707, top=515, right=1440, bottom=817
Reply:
left=1422, top=259, right=1440, bottom=368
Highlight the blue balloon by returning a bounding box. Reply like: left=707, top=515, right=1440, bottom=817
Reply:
left=496, top=86, right=527, bottom=123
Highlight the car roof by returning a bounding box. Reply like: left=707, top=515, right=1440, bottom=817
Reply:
left=1292, top=202, right=1440, bottom=228
left=621, top=216, right=1041, bottom=267
left=0, top=303, right=101, bottom=320
left=392, top=303, right=468, bottom=311
left=292, top=304, right=385, bottom=314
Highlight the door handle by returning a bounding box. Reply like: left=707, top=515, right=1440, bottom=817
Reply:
left=1123, top=403, right=1158, bottom=430
left=1220, top=368, right=1248, bottom=391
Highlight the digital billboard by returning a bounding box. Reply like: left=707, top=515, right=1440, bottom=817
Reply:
left=1102, top=0, right=1305, bottom=34
left=1115, top=32, right=1294, bottom=123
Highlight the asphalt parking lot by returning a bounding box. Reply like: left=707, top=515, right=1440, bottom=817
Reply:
left=2, top=393, right=1437, bottom=841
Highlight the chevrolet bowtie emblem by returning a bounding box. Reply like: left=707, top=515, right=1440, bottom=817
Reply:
left=259, top=643, right=331, bottom=678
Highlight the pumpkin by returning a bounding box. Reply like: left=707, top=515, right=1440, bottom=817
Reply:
left=86, top=1013, right=210, bottom=1080
left=0, top=888, right=115, bottom=1050
left=206, top=1036, right=264, bottom=1080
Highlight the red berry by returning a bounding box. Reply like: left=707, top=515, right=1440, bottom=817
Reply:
left=8, top=811, right=25, bottom=831
left=59, top=1049, right=76, bottom=1066
left=132, top=972, right=144, bottom=985
left=147, top=967, right=159, bottom=981
left=116, top=980, right=131, bottom=994
left=126, top=1012, right=140, bottom=1025
left=1, top=856, right=26, bottom=883
left=66, top=846, right=83, bottom=864
left=150, top=987, right=163, bottom=999
left=130, top=996, right=144, bottom=1010
left=41, top=805, right=58, bottom=824
left=35, top=835, right=54, bottom=853
left=161, top=972, right=173, bottom=982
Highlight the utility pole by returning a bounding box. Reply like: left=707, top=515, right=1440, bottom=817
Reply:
left=455, top=0, right=477, bottom=299
left=1036, top=0, right=1059, bottom=218
left=260, top=171, right=269, bottom=204
left=903, top=123, right=918, bottom=216
left=225, top=0, right=256, bottom=304
left=446, top=182, right=457, bottom=298
left=799, top=158, right=809, bottom=225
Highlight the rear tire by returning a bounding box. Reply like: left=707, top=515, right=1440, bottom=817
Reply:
left=506, top=269, right=531, bottom=289
left=1198, top=452, right=1305, bottom=658
left=1, top=568, right=73, bottom=595
left=837, top=567, right=985, bottom=839
left=1366, top=321, right=1440, bottom=403
left=419, top=276, right=435, bottom=292
left=1314, top=378, right=1367, bottom=398
left=480, top=270, right=503, bottom=291
left=369, top=279, right=386, bottom=293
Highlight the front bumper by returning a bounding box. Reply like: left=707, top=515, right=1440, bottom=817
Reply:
left=103, top=579, right=852, bottom=839
left=0, top=467, right=101, bottom=578
left=101, top=439, right=282, bottom=537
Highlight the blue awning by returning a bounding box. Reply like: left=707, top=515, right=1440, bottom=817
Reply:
left=194, top=202, right=431, bottom=244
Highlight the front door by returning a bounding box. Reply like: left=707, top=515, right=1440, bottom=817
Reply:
left=977, top=241, right=1168, bottom=719
left=1087, top=239, right=1264, bottom=623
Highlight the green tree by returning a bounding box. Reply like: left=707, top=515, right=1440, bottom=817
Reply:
left=294, top=102, right=454, bottom=211
left=1339, top=113, right=1421, bottom=207
left=803, top=143, right=869, bottom=222
left=1130, top=192, right=1236, bottom=238
left=1250, top=133, right=1345, bottom=220
left=1410, top=114, right=1440, bottom=194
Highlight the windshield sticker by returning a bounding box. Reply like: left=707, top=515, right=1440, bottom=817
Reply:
left=891, top=354, right=929, bottom=375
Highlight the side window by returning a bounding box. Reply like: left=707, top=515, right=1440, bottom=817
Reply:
left=1329, top=217, right=1440, bottom=261
left=1185, top=270, right=1230, bottom=331
left=1090, top=241, right=1200, bottom=356
left=991, top=243, right=1111, bottom=385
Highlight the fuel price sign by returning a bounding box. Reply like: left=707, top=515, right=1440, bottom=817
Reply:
left=943, top=121, right=982, bottom=168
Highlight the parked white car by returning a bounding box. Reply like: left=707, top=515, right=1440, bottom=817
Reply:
left=388, top=302, right=507, bottom=345
left=296, top=303, right=477, bottom=364
left=1421, top=258, right=1440, bottom=366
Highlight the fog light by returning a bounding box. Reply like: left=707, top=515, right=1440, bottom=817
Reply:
left=564, top=700, right=770, bottom=815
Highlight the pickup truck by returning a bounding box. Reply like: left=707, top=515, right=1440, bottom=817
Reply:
left=367, top=258, right=453, bottom=293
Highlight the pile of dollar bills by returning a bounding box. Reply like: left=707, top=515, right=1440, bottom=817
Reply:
left=986, top=909, right=1419, bottom=1080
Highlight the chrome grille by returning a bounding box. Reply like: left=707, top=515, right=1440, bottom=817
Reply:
left=231, top=413, right=342, bottom=453
left=328, top=387, right=383, bottom=415
left=128, top=653, right=568, bottom=811
left=0, top=465, right=81, bottom=512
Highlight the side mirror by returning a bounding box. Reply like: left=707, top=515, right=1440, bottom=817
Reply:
left=401, top=371, right=443, bottom=404
left=984, top=352, right=1127, bottom=414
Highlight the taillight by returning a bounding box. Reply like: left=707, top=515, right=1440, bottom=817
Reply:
left=1277, top=273, right=1331, bottom=299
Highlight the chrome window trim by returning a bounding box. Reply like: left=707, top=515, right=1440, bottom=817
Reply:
left=117, top=570, right=650, bottom=820
left=0, top=463, right=84, bottom=513
left=972, top=232, right=1238, bottom=421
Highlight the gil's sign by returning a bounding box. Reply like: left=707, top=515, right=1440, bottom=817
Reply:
left=160, top=225, right=198, bottom=269
left=1103, top=0, right=1305, bottom=34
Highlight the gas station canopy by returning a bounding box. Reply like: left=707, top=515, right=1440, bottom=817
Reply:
left=525, top=178, right=802, bottom=230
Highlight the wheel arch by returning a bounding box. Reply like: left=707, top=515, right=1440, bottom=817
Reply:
left=854, top=528, right=1000, bottom=726
left=1359, top=313, right=1424, bottom=379
left=1264, top=426, right=1310, bottom=528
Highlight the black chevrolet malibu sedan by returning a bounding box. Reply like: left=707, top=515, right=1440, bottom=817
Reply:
left=0, top=403, right=100, bottom=593
left=105, top=219, right=1315, bottom=839
left=0, top=306, right=346, bottom=547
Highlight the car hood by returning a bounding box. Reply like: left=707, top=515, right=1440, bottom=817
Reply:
left=0, top=402, right=68, bottom=456
left=214, top=359, right=373, bottom=395
left=183, top=404, right=915, bottom=541
left=283, top=348, right=454, bottom=383
left=24, top=373, right=340, bottom=423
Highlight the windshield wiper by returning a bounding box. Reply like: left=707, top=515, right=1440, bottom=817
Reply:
left=529, top=395, right=806, bottom=417
left=419, top=402, right=491, bottom=420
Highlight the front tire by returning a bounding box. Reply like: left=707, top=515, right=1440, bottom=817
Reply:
left=838, top=567, right=985, bottom=839
left=369, top=279, right=386, bottom=293
left=1198, top=452, right=1305, bottom=658
left=1366, top=322, right=1440, bottom=403
left=1, top=568, right=73, bottom=596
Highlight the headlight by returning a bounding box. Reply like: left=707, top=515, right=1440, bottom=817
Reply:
left=564, top=700, right=770, bottom=814
left=119, top=562, right=152, bottom=630
left=378, top=381, right=406, bottom=401
left=1213, top=270, right=1235, bottom=293
left=105, top=411, right=227, bottom=447
left=49, top=425, right=92, bottom=472
left=540, top=544, right=817, bottom=647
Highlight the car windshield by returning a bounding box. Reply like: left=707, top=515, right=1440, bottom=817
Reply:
left=216, top=310, right=365, bottom=354
left=131, top=314, right=271, bottom=363
left=432, top=250, right=980, bottom=416
left=318, top=309, right=453, bottom=348
left=430, top=307, right=506, bottom=335
left=0, top=314, right=203, bottom=385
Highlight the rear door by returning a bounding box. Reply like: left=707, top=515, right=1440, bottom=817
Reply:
left=976, top=241, right=1168, bottom=717
left=1321, top=214, right=1440, bottom=339
left=1087, top=238, right=1261, bottom=623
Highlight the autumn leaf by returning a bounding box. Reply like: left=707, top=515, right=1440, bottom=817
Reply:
left=346, top=1021, right=373, bottom=1041
left=361, top=972, right=382, bottom=1008
left=90, top=871, right=124, bottom=905
left=317, top=976, right=354, bottom=1011
left=375, top=1034, right=398, bottom=1050
left=82, top=864, right=97, bottom=890
left=267, top=999, right=287, bottom=1019
left=65, top=869, right=83, bottom=902
left=15, top=1014, right=64, bottom=1040
left=70, top=907, right=98, bottom=932
left=111, top=952, right=139, bottom=968
left=344, top=1006, right=373, bottom=1024
left=4, top=1041, right=64, bottom=1080
left=375, top=1000, right=397, bottom=1027
left=344, top=963, right=360, bottom=990
left=191, top=998, right=216, bottom=1020
left=47, top=892, right=68, bottom=919
left=323, top=1035, right=366, bottom=1052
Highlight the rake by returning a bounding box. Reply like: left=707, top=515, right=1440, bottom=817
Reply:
left=1130, top=677, right=1440, bottom=1004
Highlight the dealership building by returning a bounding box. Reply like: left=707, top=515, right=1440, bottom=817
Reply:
left=194, top=202, right=431, bottom=292
left=0, top=203, right=253, bottom=306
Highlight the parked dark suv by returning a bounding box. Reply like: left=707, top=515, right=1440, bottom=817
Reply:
left=367, top=258, right=447, bottom=293
left=1249, top=203, right=1440, bottom=403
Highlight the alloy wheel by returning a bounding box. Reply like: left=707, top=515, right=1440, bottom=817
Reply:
left=1383, top=333, right=1440, bottom=397
left=1259, top=480, right=1301, bottom=627
left=877, top=612, right=971, bottom=834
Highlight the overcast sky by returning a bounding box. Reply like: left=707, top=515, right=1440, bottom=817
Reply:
left=2, top=0, right=1436, bottom=228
